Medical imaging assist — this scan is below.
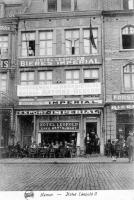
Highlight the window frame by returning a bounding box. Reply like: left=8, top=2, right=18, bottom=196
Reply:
left=83, top=69, right=99, bottom=83
left=0, top=72, right=7, bottom=91
left=61, top=0, right=71, bottom=11
left=123, top=0, right=134, bottom=10
left=21, top=32, right=36, bottom=57
left=122, top=26, right=134, bottom=50
left=0, top=35, right=9, bottom=58
left=123, top=63, right=134, bottom=91
left=83, top=28, right=98, bottom=55
left=38, top=70, right=53, bottom=85
left=65, top=70, right=80, bottom=84
left=20, top=71, right=35, bottom=85
left=65, top=29, right=80, bottom=55
left=48, top=0, right=57, bottom=12
left=39, top=31, right=53, bottom=56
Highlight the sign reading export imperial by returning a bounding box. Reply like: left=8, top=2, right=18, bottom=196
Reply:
left=16, top=109, right=101, bottom=115
left=19, top=56, right=102, bottom=67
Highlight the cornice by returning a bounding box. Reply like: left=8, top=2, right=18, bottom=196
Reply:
left=102, top=10, right=134, bottom=17
left=15, top=10, right=102, bottom=20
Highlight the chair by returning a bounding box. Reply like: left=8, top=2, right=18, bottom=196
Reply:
left=39, top=148, right=48, bottom=158
left=49, top=148, right=55, bottom=158
left=59, top=147, right=66, bottom=158
left=115, top=144, right=121, bottom=158
left=70, top=147, right=77, bottom=158
left=28, top=148, right=37, bottom=158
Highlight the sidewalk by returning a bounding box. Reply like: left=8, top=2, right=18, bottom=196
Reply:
left=0, top=156, right=129, bottom=164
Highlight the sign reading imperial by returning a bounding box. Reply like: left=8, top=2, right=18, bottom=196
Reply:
left=19, top=56, right=101, bottom=67
left=16, top=109, right=101, bottom=115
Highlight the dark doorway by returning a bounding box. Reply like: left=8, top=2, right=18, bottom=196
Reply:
left=41, top=132, right=77, bottom=146
left=85, top=122, right=99, bottom=154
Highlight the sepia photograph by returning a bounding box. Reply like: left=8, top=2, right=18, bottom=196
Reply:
left=0, top=0, right=134, bottom=199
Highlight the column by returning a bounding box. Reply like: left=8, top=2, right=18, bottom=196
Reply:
left=33, top=115, right=36, bottom=142
left=100, top=110, right=105, bottom=155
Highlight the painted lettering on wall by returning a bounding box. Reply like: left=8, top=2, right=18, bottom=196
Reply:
left=0, top=60, right=9, bottom=68
left=19, top=56, right=102, bottom=67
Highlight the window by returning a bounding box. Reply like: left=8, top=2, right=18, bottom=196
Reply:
left=66, top=70, right=80, bottom=83
left=0, top=35, right=8, bottom=58
left=20, top=72, right=34, bottom=85
left=38, top=71, right=52, bottom=84
left=21, top=32, right=35, bottom=57
left=83, top=29, right=98, bottom=54
left=61, top=0, right=71, bottom=11
left=122, top=26, right=134, bottom=49
left=84, top=69, right=99, bottom=83
left=0, top=4, right=5, bottom=18
left=48, top=0, right=57, bottom=12
left=123, top=0, right=134, bottom=9
left=123, top=64, right=134, bottom=91
left=65, top=30, right=80, bottom=55
left=39, top=31, right=53, bottom=56
left=0, top=73, right=7, bottom=91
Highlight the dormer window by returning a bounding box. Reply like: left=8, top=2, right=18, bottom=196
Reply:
left=122, top=26, right=134, bottom=49
left=48, top=0, right=57, bottom=12
left=123, top=0, right=134, bottom=10
left=61, top=0, right=71, bottom=11
left=0, top=4, right=5, bottom=18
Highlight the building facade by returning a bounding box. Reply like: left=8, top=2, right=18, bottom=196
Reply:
left=0, top=0, right=19, bottom=154
left=0, top=0, right=134, bottom=156
left=103, top=0, right=134, bottom=143
left=15, top=0, right=104, bottom=155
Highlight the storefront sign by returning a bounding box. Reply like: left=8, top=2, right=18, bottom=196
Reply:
left=39, top=122, right=79, bottom=131
left=112, top=94, right=134, bottom=101
left=19, top=99, right=102, bottom=106
left=16, top=109, right=101, bottom=115
left=0, top=59, right=9, bottom=68
left=0, top=25, right=10, bottom=31
left=19, top=56, right=102, bottom=67
left=17, top=83, right=101, bottom=97
left=111, top=105, right=134, bottom=110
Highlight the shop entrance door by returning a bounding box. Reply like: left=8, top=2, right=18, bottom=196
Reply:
left=86, top=122, right=99, bottom=154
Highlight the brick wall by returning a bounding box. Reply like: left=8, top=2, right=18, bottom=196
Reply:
left=104, top=15, right=134, bottom=102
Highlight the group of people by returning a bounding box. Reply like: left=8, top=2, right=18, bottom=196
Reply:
left=105, top=131, right=134, bottom=162
left=85, top=131, right=100, bottom=155
left=8, top=140, right=76, bottom=158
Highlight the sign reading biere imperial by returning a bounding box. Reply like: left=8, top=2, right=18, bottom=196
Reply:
left=39, top=122, right=79, bottom=131
left=20, top=56, right=101, bottom=67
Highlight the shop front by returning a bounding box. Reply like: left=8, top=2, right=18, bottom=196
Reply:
left=15, top=108, right=103, bottom=155
left=111, top=104, right=134, bottom=140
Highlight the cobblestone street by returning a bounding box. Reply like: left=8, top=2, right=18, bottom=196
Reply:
left=0, top=159, right=134, bottom=191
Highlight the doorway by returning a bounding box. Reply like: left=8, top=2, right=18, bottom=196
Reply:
left=85, top=122, right=99, bottom=154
